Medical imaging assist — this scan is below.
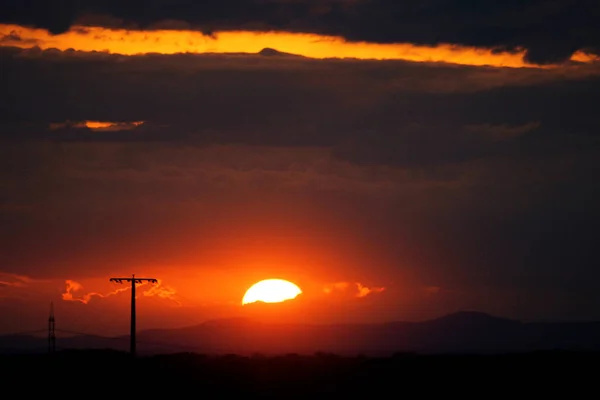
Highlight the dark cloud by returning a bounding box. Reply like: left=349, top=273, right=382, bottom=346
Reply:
left=0, top=46, right=599, bottom=320
left=2, top=46, right=599, bottom=174
left=1, top=0, right=600, bottom=64
left=2, top=46, right=599, bottom=148
left=1, top=0, right=76, bottom=34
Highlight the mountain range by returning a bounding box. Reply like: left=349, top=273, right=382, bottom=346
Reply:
left=3, top=311, right=600, bottom=356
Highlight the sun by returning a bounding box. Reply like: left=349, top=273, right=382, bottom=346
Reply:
left=242, top=279, right=302, bottom=305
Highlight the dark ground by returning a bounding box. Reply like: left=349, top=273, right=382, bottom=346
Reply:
left=1, top=350, right=596, bottom=396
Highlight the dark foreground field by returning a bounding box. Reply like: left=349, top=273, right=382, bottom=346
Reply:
left=1, top=350, right=597, bottom=396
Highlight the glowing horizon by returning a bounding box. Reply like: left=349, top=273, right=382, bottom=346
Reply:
left=2, top=23, right=597, bottom=68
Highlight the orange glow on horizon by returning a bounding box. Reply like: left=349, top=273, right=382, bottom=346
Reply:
left=570, top=51, right=600, bottom=63
left=242, top=279, right=303, bottom=305
left=2, top=23, right=594, bottom=68
left=49, top=120, right=144, bottom=131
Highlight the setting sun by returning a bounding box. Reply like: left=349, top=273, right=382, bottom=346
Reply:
left=242, top=279, right=302, bottom=305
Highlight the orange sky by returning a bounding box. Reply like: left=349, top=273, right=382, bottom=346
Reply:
left=2, top=23, right=597, bottom=68
left=2, top=19, right=599, bottom=337
left=0, top=269, right=398, bottom=336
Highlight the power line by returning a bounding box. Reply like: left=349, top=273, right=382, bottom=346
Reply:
left=3, top=327, right=212, bottom=355
left=55, top=328, right=122, bottom=338
left=2, top=292, right=219, bottom=355
left=0, top=329, right=46, bottom=336
left=55, top=328, right=210, bottom=353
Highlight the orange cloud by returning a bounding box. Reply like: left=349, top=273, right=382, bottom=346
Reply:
left=324, top=282, right=385, bottom=298
left=1, top=23, right=595, bottom=68
left=49, top=120, right=144, bottom=131
left=0, top=273, right=55, bottom=301
left=571, top=51, right=600, bottom=63
left=61, top=279, right=129, bottom=304
left=61, top=279, right=181, bottom=305
left=142, top=279, right=181, bottom=306
left=322, top=282, right=350, bottom=294
left=356, top=283, right=385, bottom=298
left=0, top=272, right=33, bottom=288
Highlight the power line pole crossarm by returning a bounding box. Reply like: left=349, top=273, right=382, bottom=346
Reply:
left=110, top=274, right=158, bottom=357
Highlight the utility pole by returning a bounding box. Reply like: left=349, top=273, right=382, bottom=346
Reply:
left=110, top=275, right=157, bottom=357
left=48, top=301, right=55, bottom=354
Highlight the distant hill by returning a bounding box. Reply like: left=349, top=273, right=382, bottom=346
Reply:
left=258, top=47, right=303, bottom=57
left=3, top=311, right=600, bottom=355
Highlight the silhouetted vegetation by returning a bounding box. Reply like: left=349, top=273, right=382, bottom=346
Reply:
left=1, top=350, right=597, bottom=395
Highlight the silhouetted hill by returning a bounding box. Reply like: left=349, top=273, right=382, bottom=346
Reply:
left=427, top=310, right=517, bottom=325
left=0, top=334, right=47, bottom=353
left=258, top=47, right=302, bottom=57
left=3, top=312, right=600, bottom=355
left=408, top=311, right=524, bottom=353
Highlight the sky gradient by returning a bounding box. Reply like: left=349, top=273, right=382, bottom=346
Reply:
left=1, top=0, right=599, bottom=336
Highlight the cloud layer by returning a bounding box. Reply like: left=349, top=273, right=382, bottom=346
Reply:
left=2, top=0, right=600, bottom=64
